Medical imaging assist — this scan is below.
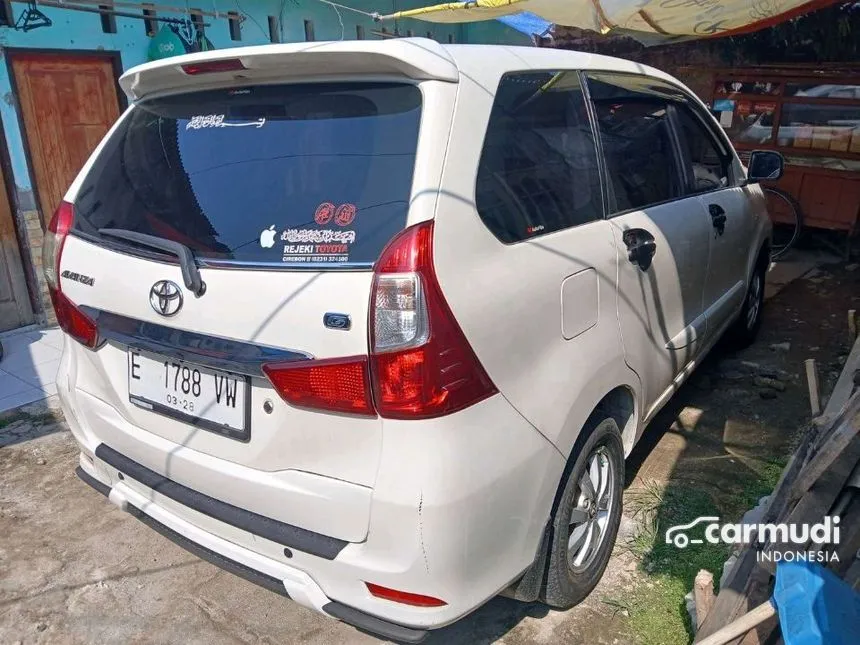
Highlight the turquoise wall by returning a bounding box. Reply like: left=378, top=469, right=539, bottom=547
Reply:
left=0, top=0, right=529, bottom=200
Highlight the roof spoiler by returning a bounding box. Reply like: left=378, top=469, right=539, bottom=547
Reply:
left=119, top=39, right=460, bottom=101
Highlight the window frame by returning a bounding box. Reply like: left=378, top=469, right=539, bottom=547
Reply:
left=583, top=71, right=690, bottom=217
left=668, top=100, right=738, bottom=197
left=472, top=69, right=608, bottom=245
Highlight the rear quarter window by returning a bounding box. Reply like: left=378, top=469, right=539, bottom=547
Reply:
left=73, top=82, right=422, bottom=267
left=475, top=71, right=603, bottom=243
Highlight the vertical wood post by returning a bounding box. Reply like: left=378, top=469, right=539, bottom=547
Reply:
left=805, top=358, right=821, bottom=417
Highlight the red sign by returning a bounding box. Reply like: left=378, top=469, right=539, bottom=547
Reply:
left=314, top=202, right=335, bottom=226
left=334, top=203, right=356, bottom=227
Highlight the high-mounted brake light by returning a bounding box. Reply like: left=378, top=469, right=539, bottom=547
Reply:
left=181, top=59, right=246, bottom=75
left=365, top=582, right=447, bottom=607
left=262, top=356, right=375, bottom=416
left=370, top=221, right=497, bottom=419
left=43, top=202, right=99, bottom=348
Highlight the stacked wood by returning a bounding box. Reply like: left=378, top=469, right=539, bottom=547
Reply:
left=694, top=330, right=860, bottom=644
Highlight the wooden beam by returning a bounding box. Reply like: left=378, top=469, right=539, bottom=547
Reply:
left=821, top=333, right=860, bottom=425
left=806, top=358, right=821, bottom=417
left=694, top=570, right=716, bottom=629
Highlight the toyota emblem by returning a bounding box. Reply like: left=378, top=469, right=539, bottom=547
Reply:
left=150, top=280, right=183, bottom=316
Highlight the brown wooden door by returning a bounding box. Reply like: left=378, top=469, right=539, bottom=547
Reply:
left=0, top=154, right=34, bottom=331
left=11, top=53, right=122, bottom=221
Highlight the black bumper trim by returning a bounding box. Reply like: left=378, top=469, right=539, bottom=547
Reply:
left=76, top=465, right=111, bottom=497
left=323, top=602, right=429, bottom=643
left=77, top=464, right=290, bottom=598
left=126, top=504, right=291, bottom=598
left=77, top=462, right=429, bottom=644
left=94, top=443, right=348, bottom=560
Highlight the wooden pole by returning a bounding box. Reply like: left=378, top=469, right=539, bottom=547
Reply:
left=695, top=601, right=777, bottom=645
left=694, top=570, right=716, bottom=629
left=805, top=358, right=821, bottom=417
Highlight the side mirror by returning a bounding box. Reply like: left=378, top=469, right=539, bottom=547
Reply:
left=747, top=150, right=784, bottom=183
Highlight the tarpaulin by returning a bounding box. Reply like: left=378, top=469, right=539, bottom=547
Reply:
left=375, top=0, right=838, bottom=41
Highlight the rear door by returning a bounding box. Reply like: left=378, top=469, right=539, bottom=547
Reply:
left=59, top=81, right=426, bottom=498
left=586, top=72, right=712, bottom=416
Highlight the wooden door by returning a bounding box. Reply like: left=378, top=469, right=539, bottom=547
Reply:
left=0, top=154, right=34, bottom=331
left=11, top=53, right=122, bottom=221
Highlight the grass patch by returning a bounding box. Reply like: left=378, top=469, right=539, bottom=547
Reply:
left=0, top=410, right=58, bottom=430
left=0, top=411, right=29, bottom=429
left=619, top=460, right=787, bottom=645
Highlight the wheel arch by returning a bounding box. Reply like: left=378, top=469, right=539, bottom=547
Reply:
left=591, top=385, right=639, bottom=456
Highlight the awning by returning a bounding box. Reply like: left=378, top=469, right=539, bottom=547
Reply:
left=375, top=0, right=839, bottom=41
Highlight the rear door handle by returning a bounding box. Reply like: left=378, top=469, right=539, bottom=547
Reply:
left=622, top=228, right=657, bottom=271
left=709, top=204, right=727, bottom=236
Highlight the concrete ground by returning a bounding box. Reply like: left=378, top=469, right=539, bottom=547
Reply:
left=1, top=253, right=856, bottom=645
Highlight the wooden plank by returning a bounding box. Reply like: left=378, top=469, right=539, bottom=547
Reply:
left=695, top=547, right=760, bottom=641
left=805, top=358, right=821, bottom=417
left=760, top=434, right=860, bottom=573
left=0, top=152, right=34, bottom=331
left=695, top=570, right=716, bottom=629
left=794, top=392, right=860, bottom=500
left=820, top=333, right=860, bottom=425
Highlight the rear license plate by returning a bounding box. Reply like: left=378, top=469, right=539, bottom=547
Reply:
left=128, top=350, right=250, bottom=441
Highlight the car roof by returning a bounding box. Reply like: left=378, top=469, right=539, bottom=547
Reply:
left=119, top=38, right=678, bottom=102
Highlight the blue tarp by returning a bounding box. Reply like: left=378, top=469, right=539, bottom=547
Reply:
left=496, top=12, right=553, bottom=37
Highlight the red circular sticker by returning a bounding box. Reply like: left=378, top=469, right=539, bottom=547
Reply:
left=314, top=202, right=335, bottom=226
left=334, top=203, right=356, bottom=227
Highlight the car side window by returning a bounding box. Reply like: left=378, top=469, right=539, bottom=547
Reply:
left=475, top=71, right=603, bottom=244
left=586, top=74, right=684, bottom=214
left=674, top=105, right=732, bottom=193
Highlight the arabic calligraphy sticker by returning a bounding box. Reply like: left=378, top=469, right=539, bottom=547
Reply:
left=334, top=203, right=356, bottom=227
left=314, top=202, right=335, bottom=226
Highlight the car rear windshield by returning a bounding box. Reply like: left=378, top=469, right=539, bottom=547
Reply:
left=73, top=82, right=422, bottom=267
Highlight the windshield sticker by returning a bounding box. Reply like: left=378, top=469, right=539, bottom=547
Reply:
left=281, top=229, right=356, bottom=244
left=314, top=202, right=335, bottom=226
left=334, top=203, right=357, bottom=227
left=259, top=225, right=277, bottom=248
left=281, top=228, right=356, bottom=264
left=186, top=114, right=266, bottom=130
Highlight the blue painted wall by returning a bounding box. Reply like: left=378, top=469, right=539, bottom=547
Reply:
left=0, top=1, right=529, bottom=197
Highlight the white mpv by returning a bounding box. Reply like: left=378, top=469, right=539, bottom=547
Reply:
left=49, top=40, right=781, bottom=641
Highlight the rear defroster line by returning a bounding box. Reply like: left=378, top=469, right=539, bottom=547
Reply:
left=93, top=443, right=347, bottom=560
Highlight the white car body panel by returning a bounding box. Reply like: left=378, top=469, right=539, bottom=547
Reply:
left=53, top=40, right=772, bottom=637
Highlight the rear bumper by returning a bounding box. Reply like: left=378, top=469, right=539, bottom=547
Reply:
left=75, top=465, right=427, bottom=643
left=62, top=377, right=566, bottom=635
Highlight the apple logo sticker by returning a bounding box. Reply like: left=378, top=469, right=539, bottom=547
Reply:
left=259, top=225, right=277, bottom=249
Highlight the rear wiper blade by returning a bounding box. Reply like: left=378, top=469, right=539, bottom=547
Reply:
left=98, top=228, right=206, bottom=297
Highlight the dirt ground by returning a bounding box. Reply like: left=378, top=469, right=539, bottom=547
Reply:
left=1, top=258, right=857, bottom=645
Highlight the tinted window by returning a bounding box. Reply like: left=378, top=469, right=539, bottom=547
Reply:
left=675, top=106, right=731, bottom=193
left=475, top=71, right=602, bottom=243
left=587, top=74, right=683, bottom=213
left=73, top=83, right=422, bottom=266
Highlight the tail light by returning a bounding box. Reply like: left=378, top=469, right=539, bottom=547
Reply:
left=43, top=202, right=98, bottom=348
left=369, top=221, right=497, bottom=419
left=262, top=356, right=374, bottom=416
left=365, top=582, right=447, bottom=607
left=263, top=220, right=495, bottom=418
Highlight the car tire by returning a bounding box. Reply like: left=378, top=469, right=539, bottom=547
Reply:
left=541, top=416, right=624, bottom=609
left=729, top=257, right=767, bottom=348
